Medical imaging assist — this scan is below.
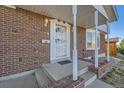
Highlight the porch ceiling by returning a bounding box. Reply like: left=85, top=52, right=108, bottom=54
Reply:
left=16, top=5, right=107, bottom=28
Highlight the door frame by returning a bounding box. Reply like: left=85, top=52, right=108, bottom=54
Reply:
left=50, top=19, right=70, bottom=63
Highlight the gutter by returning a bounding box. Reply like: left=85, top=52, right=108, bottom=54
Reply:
left=112, top=5, right=119, bottom=21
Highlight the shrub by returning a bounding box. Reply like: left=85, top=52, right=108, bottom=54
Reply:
left=118, top=39, right=124, bottom=55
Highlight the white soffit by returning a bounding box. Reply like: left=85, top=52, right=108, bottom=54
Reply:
left=103, top=5, right=118, bottom=22
left=16, top=5, right=107, bottom=28
left=93, top=5, right=109, bottom=20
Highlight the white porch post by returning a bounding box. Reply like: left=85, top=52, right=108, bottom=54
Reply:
left=72, top=5, right=78, bottom=81
left=95, top=11, right=99, bottom=68
left=107, top=21, right=110, bottom=62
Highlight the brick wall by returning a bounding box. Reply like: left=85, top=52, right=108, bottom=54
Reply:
left=70, top=26, right=105, bottom=59
left=0, top=6, right=105, bottom=77
left=0, top=6, right=50, bottom=77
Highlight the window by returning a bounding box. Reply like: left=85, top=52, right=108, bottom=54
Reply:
left=86, top=29, right=100, bottom=50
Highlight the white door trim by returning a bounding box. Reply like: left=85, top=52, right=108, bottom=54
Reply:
left=50, top=19, right=70, bottom=63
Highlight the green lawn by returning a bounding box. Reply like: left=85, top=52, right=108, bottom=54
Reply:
left=119, top=56, right=124, bottom=60
left=101, top=67, right=124, bottom=88
left=118, top=56, right=124, bottom=63
left=116, top=54, right=124, bottom=63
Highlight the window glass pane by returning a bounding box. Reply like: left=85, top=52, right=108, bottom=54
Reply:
left=86, top=30, right=100, bottom=49
left=97, top=32, right=100, bottom=48
left=87, top=32, right=92, bottom=48
left=92, top=32, right=95, bottom=48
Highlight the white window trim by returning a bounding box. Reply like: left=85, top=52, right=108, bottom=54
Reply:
left=86, top=29, right=100, bottom=50
left=50, top=19, right=70, bottom=63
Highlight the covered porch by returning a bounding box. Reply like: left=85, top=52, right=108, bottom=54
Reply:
left=11, top=5, right=117, bottom=81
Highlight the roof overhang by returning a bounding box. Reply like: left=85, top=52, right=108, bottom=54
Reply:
left=103, top=5, right=118, bottom=22
left=15, top=5, right=108, bottom=28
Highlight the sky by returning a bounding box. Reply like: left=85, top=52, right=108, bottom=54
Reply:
left=110, top=5, right=124, bottom=43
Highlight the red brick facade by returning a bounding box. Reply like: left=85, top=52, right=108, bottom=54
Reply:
left=0, top=6, right=105, bottom=77
left=88, top=61, right=112, bottom=78
left=70, top=27, right=105, bottom=59
left=0, top=6, right=51, bottom=76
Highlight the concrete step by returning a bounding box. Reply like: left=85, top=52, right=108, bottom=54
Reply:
left=80, top=71, right=97, bottom=87
left=43, top=63, right=89, bottom=81
left=78, top=67, right=88, bottom=76
left=35, top=68, right=54, bottom=88
left=41, top=65, right=55, bottom=81
left=42, top=61, right=91, bottom=81
left=42, top=63, right=72, bottom=81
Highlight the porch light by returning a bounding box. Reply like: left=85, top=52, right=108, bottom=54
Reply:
left=44, top=18, right=49, bottom=27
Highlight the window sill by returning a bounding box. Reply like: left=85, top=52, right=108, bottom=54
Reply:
left=86, top=48, right=100, bottom=50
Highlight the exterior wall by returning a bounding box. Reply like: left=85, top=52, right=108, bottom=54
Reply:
left=99, top=32, right=106, bottom=56
left=0, top=6, right=50, bottom=77
left=70, top=27, right=106, bottom=59
left=0, top=6, right=106, bottom=77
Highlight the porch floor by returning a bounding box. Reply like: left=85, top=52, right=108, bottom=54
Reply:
left=42, top=60, right=92, bottom=81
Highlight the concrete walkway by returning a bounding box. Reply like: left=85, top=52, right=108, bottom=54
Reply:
left=0, top=74, right=113, bottom=88
left=0, top=74, right=38, bottom=88
left=86, top=79, right=114, bottom=88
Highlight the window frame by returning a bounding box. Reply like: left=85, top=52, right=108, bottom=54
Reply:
left=86, top=29, right=100, bottom=50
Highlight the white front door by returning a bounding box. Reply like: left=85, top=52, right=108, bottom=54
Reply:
left=50, top=20, right=70, bottom=63
left=55, top=25, right=67, bottom=58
